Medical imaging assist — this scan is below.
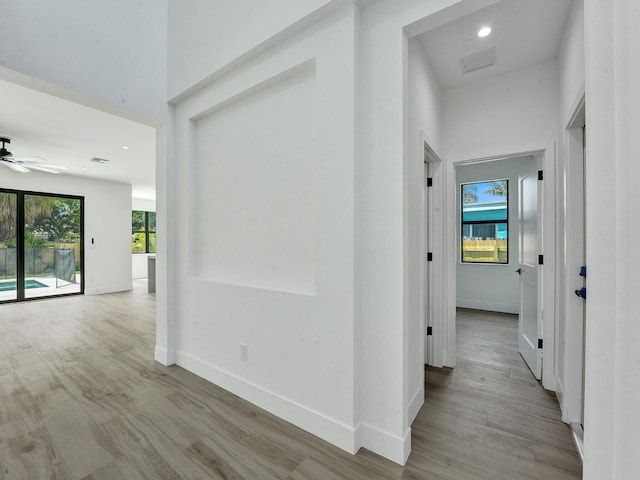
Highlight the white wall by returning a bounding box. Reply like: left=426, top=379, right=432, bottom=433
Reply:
left=406, top=37, right=443, bottom=422
left=583, top=0, right=640, bottom=477
left=358, top=0, right=500, bottom=462
left=559, top=0, right=585, bottom=126
left=169, top=2, right=360, bottom=458
left=456, top=156, right=536, bottom=314
left=1, top=171, right=132, bottom=294
left=442, top=60, right=560, bottom=160
left=555, top=0, right=585, bottom=423
left=168, top=0, right=340, bottom=100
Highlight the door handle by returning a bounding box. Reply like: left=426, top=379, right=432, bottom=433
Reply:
left=515, top=268, right=522, bottom=274
left=575, top=287, right=587, bottom=300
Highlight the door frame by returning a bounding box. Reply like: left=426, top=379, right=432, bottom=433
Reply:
left=444, top=143, right=556, bottom=389
left=557, top=93, right=586, bottom=423
left=421, top=131, right=443, bottom=367
left=517, top=156, right=544, bottom=379
left=0, top=187, right=85, bottom=303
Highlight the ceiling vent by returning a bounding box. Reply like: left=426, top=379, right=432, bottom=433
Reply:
left=460, top=47, right=497, bottom=74
left=91, top=157, right=110, bottom=164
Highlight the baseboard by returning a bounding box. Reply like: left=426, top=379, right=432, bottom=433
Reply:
left=355, top=423, right=411, bottom=466
left=570, top=423, right=584, bottom=464
left=408, top=386, right=424, bottom=425
left=154, top=347, right=175, bottom=366
left=456, top=298, right=518, bottom=314
left=176, top=351, right=358, bottom=454
left=84, top=283, right=132, bottom=296
left=555, top=374, right=565, bottom=418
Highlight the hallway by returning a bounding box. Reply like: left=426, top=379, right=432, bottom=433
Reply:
left=409, top=309, right=582, bottom=479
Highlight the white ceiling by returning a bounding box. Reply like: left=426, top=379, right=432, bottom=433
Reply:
left=418, top=0, right=573, bottom=90
left=0, top=78, right=156, bottom=200
left=0, top=0, right=571, bottom=203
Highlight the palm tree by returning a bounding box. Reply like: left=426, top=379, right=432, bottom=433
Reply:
left=462, top=184, right=478, bottom=204
left=0, top=193, right=17, bottom=242
left=0, top=193, right=57, bottom=242
left=483, top=180, right=507, bottom=198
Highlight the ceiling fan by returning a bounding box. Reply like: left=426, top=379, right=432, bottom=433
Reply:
left=0, top=137, right=68, bottom=174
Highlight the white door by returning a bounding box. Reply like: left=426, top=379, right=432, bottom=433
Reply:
left=518, top=164, right=542, bottom=379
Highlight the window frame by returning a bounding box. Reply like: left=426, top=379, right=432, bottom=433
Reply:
left=0, top=187, right=85, bottom=303
left=131, top=210, right=156, bottom=254
left=460, top=179, right=509, bottom=265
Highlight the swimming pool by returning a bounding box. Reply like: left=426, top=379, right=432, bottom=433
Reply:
left=0, top=279, right=48, bottom=292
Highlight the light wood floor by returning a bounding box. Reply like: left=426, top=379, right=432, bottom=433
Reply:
left=0, top=286, right=581, bottom=479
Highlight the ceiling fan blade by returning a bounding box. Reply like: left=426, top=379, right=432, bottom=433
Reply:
left=23, top=164, right=62, bottom=174
left=12, top=155, right=68, bottom=170
left=1, top=160, right=30, bottom=173
left=13, top=155, right=47, bottom=163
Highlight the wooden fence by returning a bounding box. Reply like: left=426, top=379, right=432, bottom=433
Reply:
left=462, top=239, right=508, bottom=263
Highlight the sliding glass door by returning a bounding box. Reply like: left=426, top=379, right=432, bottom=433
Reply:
left=0, top=189, right=83, bottom=302
left=0, top=192, right=18, bottom=301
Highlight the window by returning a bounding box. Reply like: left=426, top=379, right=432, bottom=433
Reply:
left=0, top=189, right=84, bottom=302
left=461, top=180, right=508, bottom=264
left=132, top=211, right=156, bottom=254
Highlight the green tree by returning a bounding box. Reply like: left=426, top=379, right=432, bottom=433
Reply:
left=132, top=211, right=145, bottom=232
left=483, top=181, right=507, bottom=198
left=33, top=198, right=81, bottom=242
left=0, top=192, right=17, bottom=242
left=462, top=184, right=478, bottom=204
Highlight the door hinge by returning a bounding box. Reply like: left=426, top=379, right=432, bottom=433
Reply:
left=538, top=170, right=544, bottom=181
left=427, top=252, right=433, bottom=262
left=427, top=326, right=433, bottom=336
left=427, top=177, right=433, bottom=187
left=538, top=338, right=543, bottom=349
left=538, top=254, right=544, bottom=265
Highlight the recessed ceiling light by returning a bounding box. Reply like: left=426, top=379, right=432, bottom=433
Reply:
left=121, top=145, right=129, bottom=150
left=478, top=27, right=492, bottom=38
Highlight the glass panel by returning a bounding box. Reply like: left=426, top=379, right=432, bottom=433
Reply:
left=131, top=211, right=155, bottom=253
left=148, top=232, right=156, bottom=254
left=461, top=179, right=508, bottom=264
left=24, top=195, right=82, bottom=298
left=462, top=180, right=508, bottom=222
left=132, top=233, right=147, bottom=253
left=0, top=192, right=18, bottom=301
left=148, top=212, right=156, bottom=233
left=132, top=210, right=145, bottom=233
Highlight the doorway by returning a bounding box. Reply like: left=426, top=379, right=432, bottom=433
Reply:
left=0, top=188, right=84, bottom=302
left=561, top=96, right=586, bottom=460
left=455, top=153, right=543, bottom=379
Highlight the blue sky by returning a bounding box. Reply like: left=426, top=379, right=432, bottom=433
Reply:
left=462, top=180, right=507, bottom=203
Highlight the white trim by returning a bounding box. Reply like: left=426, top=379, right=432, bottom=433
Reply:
left=447, top=143, right=557, bottom=389
left=176, top=351, right=359, bottom=455
left=556, top=373, right=566, bottom=418
left=356, top=423, right=412, bottom=466
left=408, top=386, right=424, bottom=424
left=456, top=298, right=519, bottom=315
left=84, top=283, right=132, bottom=296
left=176, top=350, right=413, bottom=465
left=541, top=143, right=557, bottom=391
left=154, top=347, right=175, bottom=366
left=557, top=96, right=586, bottom=423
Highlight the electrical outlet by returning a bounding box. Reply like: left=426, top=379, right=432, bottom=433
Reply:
left=240, top=343, right=248, bottom=361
